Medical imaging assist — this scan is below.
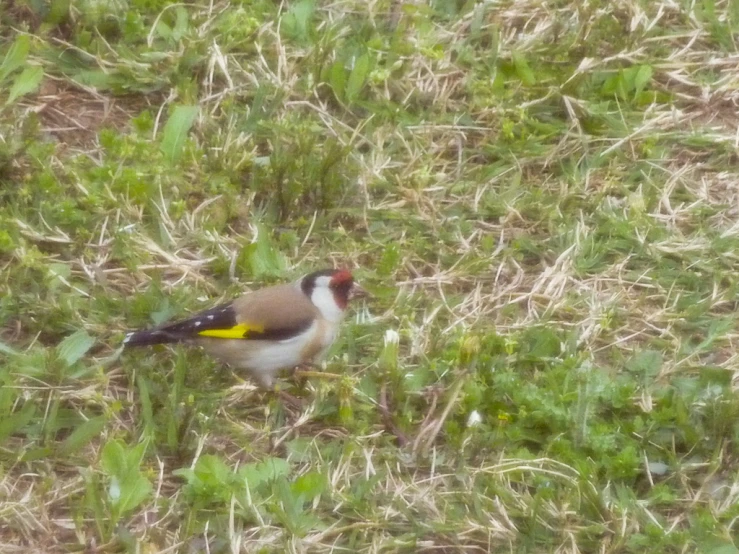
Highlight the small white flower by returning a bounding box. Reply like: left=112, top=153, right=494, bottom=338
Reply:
left=467, top=410, right=482, bottom=427
left=109, top=476, right=121, bottom=502
left=380, top=329, right=400, bottom=373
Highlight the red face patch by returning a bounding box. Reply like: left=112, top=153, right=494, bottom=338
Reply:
left=330, top=270, right=354, bottom=310
left=331, top=269, right=353, bottom=285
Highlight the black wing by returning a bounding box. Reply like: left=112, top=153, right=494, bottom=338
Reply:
left=124, top=302, right=312, bottom=346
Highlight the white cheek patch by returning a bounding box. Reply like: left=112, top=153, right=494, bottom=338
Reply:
left=207, top=315, right=214, bottom=320
left=311, top=285, right=344, bottom=323
left=194, top=321, right=201, bottom=327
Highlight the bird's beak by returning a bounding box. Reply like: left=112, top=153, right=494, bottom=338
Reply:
left=349, top=283, right=368, bottom=300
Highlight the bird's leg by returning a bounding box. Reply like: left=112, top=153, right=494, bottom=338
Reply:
left=277, top=389, right=306, bottom=409
left=270, top=379, right=307, bottom=410
left=244, top=371, right=307, bottom=410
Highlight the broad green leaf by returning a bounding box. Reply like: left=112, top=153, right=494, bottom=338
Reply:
left=403, top=368, right=433, bottom=392
left=625, top=349, right=662, bottom=378
left=57, top=329, right=95, bottom=366
left=193, top=454, right=233, bottom=487
left=273, top=477, right=319, bottom=534
left=47, top=262, right=72, bottom=292
left=101, top=439, right=151, bottom=512
left=172, top=6, right=190, bottom=42
left=101, top=440, right=127, bottom=477
left=601, top=73, right=622, bottom=98
left=257, top=457, right=290, bottom=480
left=160, top=104, right=198, bottom=164
left=346, top=52, right=371, bottom=102
left=328, top=60, right=347, bottom=101
left=21, top=446, right=53, bottom=462
left=6, top=66, right=44, bottom=105
left=633, top=65, right=653, bottom=96
left=48, top=262, right=71, bottom=280
left=291, top=0, right=315, bottom=35
left=292, top=471, right=327, bottom=502
left=281, top=0, right=315, bottom=42
left=0, top=35, right=30, bottom=82
left=521, top=327, right=560, bottom=359
left=156, top=21, right=173, bottom=41
left=117, top=474, right=152, bottom=513
left=175, top=455, right=236, bottom=502
left=74, top=69, right=114, bottom=89
left=47, top=0, right=71, bottom=25
left=239, top=456, right=290, bottom=491
left=60, top=416, right=106, bottom=455
left=243, top=225, right=287, bottom=278
left=0, top=402, right=36, bottom=442
left=172, top=467, right=195, bottom=483
left=128, top=439, right=149, bottom=468
left=151, top=299, right=175, bottom=326
left=620, top=66, right=637, bottom=92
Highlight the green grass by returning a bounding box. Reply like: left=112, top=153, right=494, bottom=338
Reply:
left=2, top=0, right=739, bottom=551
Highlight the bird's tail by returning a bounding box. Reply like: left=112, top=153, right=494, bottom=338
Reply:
left=123, top=329, right=181, bottom=347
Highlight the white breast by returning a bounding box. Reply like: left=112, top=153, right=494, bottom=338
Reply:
left=246, top=322, right=320, bottom=373
left=199, top=313, right=341, bottom=388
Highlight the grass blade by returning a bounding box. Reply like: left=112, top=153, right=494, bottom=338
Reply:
left=160, top=104, right=198, bottom=164
left=0, top=341, right=17, bottom=356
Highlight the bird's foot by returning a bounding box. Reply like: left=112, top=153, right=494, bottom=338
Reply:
left=264, top=379, right=307, bottom=411
left=276, top=389, right=307, bottom=410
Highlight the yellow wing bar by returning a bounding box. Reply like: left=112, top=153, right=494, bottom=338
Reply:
left=197, top=323, right=264, bottom=339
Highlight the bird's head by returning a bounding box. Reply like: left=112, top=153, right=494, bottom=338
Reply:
left=301, top=268, right=367, bottom=321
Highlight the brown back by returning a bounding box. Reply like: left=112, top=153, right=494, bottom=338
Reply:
left=232, top=283, right=318, bottom=330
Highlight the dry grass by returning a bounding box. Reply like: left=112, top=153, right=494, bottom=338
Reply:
left=2, top=0, right=739, bottom=552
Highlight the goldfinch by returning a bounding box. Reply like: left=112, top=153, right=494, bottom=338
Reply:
left=123, top=269, right=366, bottom=387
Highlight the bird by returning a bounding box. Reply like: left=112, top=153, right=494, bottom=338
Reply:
left=123, top=269, right=366, bottom=387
